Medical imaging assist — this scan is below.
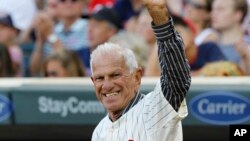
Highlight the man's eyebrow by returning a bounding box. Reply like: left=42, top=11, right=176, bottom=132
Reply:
left=92, top=74, right=102, bottom=78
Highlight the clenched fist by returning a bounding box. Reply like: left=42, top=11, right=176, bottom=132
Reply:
left=143, top=0, right=168, bottom=25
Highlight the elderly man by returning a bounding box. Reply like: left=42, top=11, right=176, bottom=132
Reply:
left=90, top=0, right=191, bottom=140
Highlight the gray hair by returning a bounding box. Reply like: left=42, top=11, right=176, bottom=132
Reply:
left=90, top=42, right=138, bottom=74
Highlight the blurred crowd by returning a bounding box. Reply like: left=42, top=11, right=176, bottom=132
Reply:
left=0, top=0, right=249, bottom=77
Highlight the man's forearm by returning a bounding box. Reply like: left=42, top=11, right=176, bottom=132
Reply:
left=152, top=20, right=191, bottom=111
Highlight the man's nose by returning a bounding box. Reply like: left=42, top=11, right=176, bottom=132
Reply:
left=101, top=79, right=114, bottom=92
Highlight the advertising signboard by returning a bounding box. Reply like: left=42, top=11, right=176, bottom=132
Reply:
left=184, top=85, right=250, bottom=126
left=12, top=85, right=106, bottom=125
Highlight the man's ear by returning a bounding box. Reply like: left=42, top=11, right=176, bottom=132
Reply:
left=134, top=67, right=143, bottom=87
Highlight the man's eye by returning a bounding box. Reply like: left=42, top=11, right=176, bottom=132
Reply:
left=95, top=77, right=104, bottom=81
left=112, top=73, right=121, bottom=78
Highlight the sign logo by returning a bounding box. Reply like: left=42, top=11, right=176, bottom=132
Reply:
left=38, top=96, right=106, bottom=117
left=189, top=91, right=250, bottom=125
left=0, top=95, right=12, bottom=122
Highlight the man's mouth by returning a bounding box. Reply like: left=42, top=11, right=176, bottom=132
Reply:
left=104, top=92, right=119, bottom=97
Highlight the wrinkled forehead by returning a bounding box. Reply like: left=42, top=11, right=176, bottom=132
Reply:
left=91, top=53, right=129, bottom=75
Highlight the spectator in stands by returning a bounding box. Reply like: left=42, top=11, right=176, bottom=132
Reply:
left=0, top=13, right=23, bottom=77
left=54, top=0, right=89, bottom=50
left=123, top=8, right=158, bottom=63
left=211, top=0, right=250, bottom=75
left=167, top=0, right=184, bottom=15
left=30, top=0, right=89, bottom=76
left=184, top=0, right=218, bottom=46
left=19, top=0, right=60, bottom=44
left=109, top=31, right=149, bottom=73
left=16, top=0, right=60, bottom=77
left=134, top=8, right=156, bottom=51
left=77, top=7, right=121, bottom=76
left=43, top=49, right=85, bottom=77
left=88, top=7, right=121, bottom=49
left=29, top=11, right=59, bottom=76
left=113, top=0, right=143, bottom=28
left=145, top=15, right=226, bottom=76
left=0, top=0, right=37, bottom=31
left=0, top=43, right=15, bottom=77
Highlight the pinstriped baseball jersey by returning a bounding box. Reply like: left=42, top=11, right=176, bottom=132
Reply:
left=92, top=18, right=191, bottom=141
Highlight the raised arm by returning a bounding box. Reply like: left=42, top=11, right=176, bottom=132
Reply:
left=143, top=0, right=191, bottom=112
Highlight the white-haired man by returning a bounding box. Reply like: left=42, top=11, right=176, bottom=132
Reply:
left=90, top=0, right=191, bottom=140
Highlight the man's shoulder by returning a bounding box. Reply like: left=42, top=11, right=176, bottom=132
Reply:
left=143, top=80, right=162, bottom=99
left=92, top=115, right=109, bottom=137
left=95, top=115, right=109, bottom=128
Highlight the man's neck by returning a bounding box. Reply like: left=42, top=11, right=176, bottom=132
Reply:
left=109, top=110, right=123, bottom=122
left=109, top=91, right=143, bottom=122
left=219, top=24, right=244, bottom=45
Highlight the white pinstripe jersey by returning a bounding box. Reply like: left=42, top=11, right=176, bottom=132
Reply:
left=92, top=18, right=191, bottom=141
left=92, top=82, right=187, bottom=141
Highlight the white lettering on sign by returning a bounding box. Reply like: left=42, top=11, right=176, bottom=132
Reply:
left=38, top=96, right=106, bottom=117
left=198, top=99, right=247, bottom=115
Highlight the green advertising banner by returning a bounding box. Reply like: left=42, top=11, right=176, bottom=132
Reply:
left=0, top=92, right=12, bottom=125
left=12, top=85, right=106, bottom=125
left=5, top=78, right=250, bottom=126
